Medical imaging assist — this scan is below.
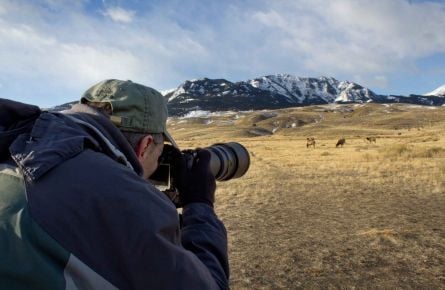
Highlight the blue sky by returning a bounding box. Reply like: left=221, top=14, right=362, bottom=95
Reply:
left=0, top=0, right=444, bottom=107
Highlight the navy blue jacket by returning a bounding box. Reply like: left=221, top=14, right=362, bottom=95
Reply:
left=0, top=99, right=229, bottom=289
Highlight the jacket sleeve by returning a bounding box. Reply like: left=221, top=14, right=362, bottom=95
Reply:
left=181, top=203, right=230, bottom=290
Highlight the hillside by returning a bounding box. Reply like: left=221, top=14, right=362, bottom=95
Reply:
left=168, top=103, right=445, bottom=141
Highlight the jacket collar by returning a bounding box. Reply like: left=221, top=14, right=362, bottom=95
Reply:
left=9, top=104, right=143, bottom=181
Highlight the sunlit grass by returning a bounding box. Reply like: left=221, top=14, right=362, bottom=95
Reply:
left=169, top=103, right=445, bottom=289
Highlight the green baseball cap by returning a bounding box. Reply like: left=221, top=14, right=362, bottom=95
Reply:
left=81, top=79, right=177, bottom=148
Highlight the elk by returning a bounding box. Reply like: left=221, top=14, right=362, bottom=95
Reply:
left=366, top=137, right=376, bottom=143
left=306, top=137, right=316, bottom=148
left=336, top=138, right=346, bottom=148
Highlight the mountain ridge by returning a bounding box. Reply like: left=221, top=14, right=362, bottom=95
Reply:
left=164, top=75, right=445, bottom=116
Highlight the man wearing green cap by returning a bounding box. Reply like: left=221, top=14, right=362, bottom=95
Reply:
left=0, top=80, right=229, bottom=289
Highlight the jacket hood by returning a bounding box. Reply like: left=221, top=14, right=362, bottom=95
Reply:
left=64, top=104, right=143, bottom=176
left=0, top=98, right=41, bottom=162
left=8, top=103, right=143, bottom=181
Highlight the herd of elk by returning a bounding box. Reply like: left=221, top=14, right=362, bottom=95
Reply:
left=304, top=137, right=378, bottom=148
left=306, top=137, right=316, bottom=148
left=303, top=137, right=369, bottom=148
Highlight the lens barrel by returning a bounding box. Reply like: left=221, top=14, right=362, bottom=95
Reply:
left=205, top=142, right=250, bottom=181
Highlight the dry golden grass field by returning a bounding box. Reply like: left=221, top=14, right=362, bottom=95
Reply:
left=168, top=103, right=445, bottom=289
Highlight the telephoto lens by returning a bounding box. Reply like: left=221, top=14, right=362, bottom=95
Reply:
left=151, top=142, right=250, bottom=187
left=205, top=142, right=250, bottom=181
left=152, top=142, right=250, bottom=207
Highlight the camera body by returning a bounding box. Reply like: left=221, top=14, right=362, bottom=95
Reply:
left=149, top=142, right=250, bottom=207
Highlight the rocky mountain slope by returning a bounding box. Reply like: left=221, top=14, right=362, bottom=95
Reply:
left=164, top=74, right=445, bottom=116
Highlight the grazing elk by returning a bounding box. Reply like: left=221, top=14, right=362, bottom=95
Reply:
left=366, top=137, right=376, bottom=143
left=336, top=138, right=346, bottom=148
left=306, top=137, right=316, bottom=148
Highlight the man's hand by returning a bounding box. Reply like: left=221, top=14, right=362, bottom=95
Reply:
left=164, top=145, right=216, bottom=207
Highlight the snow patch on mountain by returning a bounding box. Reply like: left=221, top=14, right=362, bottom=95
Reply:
left=160, top=88, right=176, bottom=96
left=424, top=84, right=445, bottom=96
left=248, top=74, right=377, bottom=104
left=182, top=110, right=212, bottom=118
left=168, top=86, right=186, bottom=102
left=178, top=109, right=247, bottom=119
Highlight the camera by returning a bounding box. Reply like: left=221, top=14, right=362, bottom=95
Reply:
left=149, top=142, right=250, bottom=207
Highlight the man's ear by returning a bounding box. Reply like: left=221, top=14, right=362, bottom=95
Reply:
left=135, top=135, right=154, bottom=160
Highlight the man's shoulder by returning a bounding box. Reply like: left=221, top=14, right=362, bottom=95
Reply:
left=53, top=149, right=173, bottom=207
left=60, top=149, right=143, bottom=188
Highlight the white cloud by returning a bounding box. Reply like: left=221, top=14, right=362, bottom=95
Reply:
left=239, top=0, right=445, bottom=90
left=0, top=19, right=149, bottom=106
left=0, top=22, right=139, bottom=81
left=0, top=0, right=444, bottom=106
left=324, top=0, right=445, bottom=57
left=103, top=7, right=135, bottom=23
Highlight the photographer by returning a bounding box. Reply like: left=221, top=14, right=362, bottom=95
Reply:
left=0, top=80, right=229, bottom=289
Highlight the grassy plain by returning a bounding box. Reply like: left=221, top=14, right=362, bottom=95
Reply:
left=168, top=103, right=445, bottom=289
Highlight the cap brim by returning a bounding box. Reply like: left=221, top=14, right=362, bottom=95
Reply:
left=163, top=130, right=179, bottom=149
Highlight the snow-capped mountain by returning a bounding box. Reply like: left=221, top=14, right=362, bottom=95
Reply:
left=424, top=84, right=445, bottom=96
left=247, top=75, right=378, bottom=104
left=164, top=74, right=445, bottom=116
left=165, top=77, right=296, bottom=116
